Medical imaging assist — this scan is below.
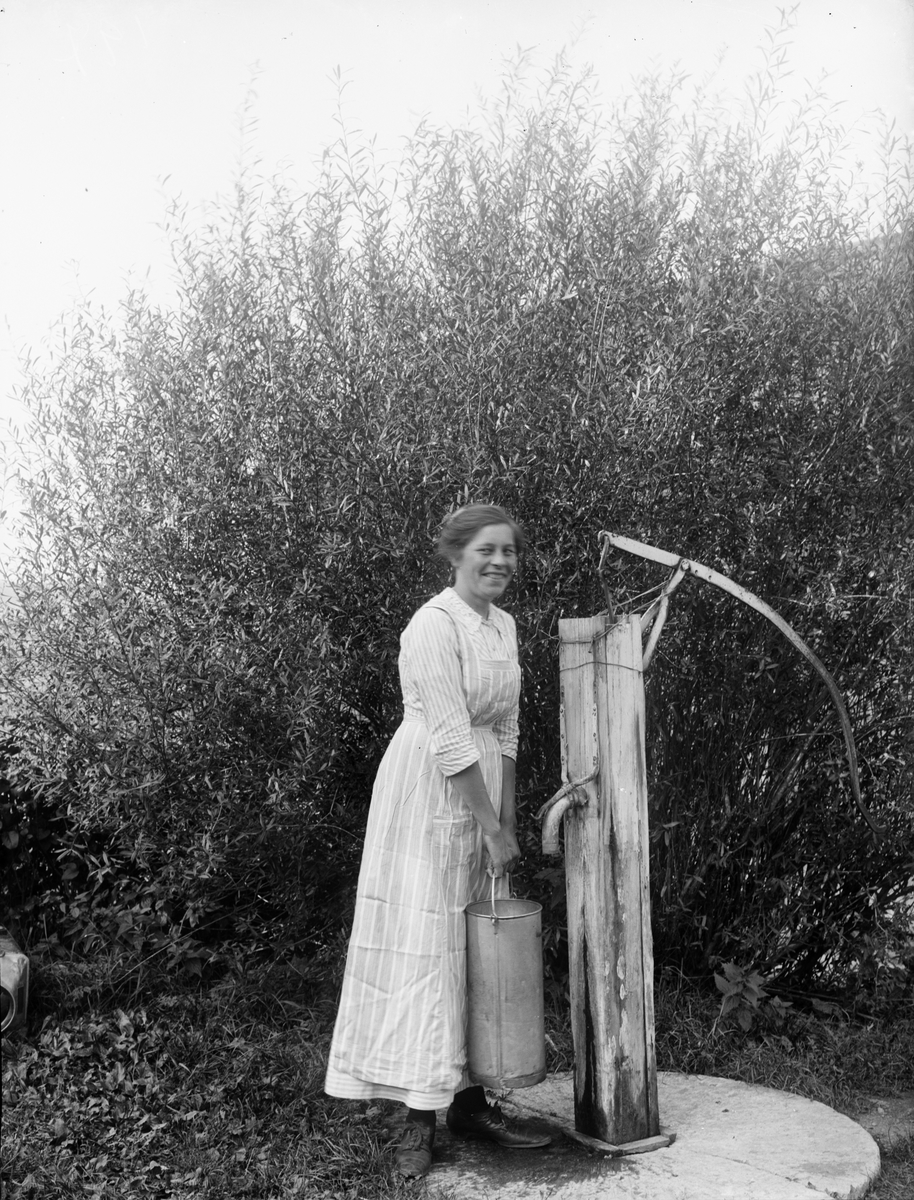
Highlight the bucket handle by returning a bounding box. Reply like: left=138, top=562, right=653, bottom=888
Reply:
left=486, top=870, right=513, bottom=923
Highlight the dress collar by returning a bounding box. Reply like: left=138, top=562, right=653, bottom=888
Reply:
left=438, top=586, right=495, bottom=630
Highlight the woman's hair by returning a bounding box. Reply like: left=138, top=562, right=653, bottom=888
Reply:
left=436, top=503, right=525, bottom=561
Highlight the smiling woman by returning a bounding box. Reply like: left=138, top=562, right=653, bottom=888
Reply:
left=324, top=503, right=551, bottom=1180
left=439, top=504, right=525, bottom=617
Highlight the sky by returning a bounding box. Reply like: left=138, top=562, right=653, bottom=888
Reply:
left=1, top=0, right=913, bottom=542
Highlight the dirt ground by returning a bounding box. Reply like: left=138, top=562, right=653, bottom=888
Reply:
left=853, top=1093, right=914, bottom=1149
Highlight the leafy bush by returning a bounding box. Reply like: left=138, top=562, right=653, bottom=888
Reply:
left=2, top=14, right=912, bottom=987
left=0, top=741, right=66, bottom=935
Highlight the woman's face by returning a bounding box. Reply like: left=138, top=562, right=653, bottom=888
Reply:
left=451, top=523, right=517, bottom=615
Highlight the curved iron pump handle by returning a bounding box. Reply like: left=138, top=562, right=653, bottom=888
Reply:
left=599, top=532, right=882, bottom=837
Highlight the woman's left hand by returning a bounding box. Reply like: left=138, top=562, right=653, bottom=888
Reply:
left=483, top=828, right=521, bottom=877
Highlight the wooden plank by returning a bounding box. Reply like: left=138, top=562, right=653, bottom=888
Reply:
left=558, top=614, right=659, bottom=1146
left=591, top=618, right=657, bottom=1142
left=629, top=617, right=660, bottom=1137
left=558, top=616, right=606, bottom=1145
left=583, top=619, right=625, bottom=1141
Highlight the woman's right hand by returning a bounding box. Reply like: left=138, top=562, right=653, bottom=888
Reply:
left=483, top=829, right=519, bottom=877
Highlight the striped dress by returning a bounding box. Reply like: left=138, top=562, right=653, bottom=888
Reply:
left=324, top=586, right=520, bottom=1109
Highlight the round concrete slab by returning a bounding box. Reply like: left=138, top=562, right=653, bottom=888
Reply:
left=427, top=1072, right=880, bottom=1200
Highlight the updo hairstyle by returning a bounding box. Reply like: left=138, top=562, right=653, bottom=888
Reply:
left=436, top=504, right=525, bottom=564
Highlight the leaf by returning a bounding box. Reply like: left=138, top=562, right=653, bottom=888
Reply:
left=719, top=992, right=741, bottom=1017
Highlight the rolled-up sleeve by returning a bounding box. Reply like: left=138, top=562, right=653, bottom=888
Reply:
left=402, top=608, right=480, bottom=776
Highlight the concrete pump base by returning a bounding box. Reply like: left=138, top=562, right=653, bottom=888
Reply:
left=426, top=1071, right=881, bottom=1199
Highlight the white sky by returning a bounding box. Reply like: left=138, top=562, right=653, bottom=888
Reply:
left=1, top=0, right=912, bottom=532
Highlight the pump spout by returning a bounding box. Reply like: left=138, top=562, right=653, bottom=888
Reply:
left=537, top=770, right=598, bottom=856
left=542, top=796, right=574, bottom=855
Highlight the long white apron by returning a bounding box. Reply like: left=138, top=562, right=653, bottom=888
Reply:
left=325, top=588, right=520, bottom=1109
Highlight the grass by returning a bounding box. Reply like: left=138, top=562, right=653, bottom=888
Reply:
left=2, top=949, right=911, bottom=1199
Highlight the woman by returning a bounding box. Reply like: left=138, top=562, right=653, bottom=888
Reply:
left=325, top=504, right=551, bottom=1179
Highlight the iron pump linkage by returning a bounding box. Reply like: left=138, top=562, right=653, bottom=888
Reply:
left=538, top=532, right=882, bottom=845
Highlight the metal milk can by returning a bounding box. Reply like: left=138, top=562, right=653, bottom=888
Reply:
left=0, top=925, right=30, bottom=1034
left=465, top=878, right=546, bottom=1089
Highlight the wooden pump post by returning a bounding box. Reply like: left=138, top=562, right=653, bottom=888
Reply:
left=555, top=613, right=659, bottom=1145
left=540, top=531, right=879, bottom=1153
